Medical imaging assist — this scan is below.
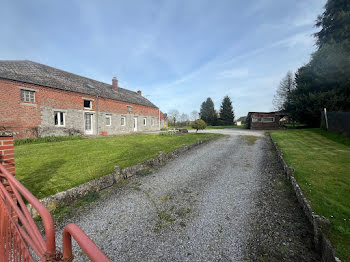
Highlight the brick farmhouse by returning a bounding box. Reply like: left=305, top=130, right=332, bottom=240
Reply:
left=0, top=60, right=167, bottom=138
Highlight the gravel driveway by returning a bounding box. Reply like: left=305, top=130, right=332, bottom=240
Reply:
left=56, top=129, right=319, bottom=261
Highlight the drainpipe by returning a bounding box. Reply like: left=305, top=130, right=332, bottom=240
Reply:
left=96, top=95, right=99, bottom=135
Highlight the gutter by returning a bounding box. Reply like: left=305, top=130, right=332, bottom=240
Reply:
left=96, top=95, right=99, bottom=135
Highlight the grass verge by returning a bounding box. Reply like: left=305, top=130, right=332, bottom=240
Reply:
left=269, top=128, right=350, bottom=262
left=15, top=135, right=83, bottom=146
left=43, top=191, right=100, bottom=224
left=14, top=133, right=221, bottom=199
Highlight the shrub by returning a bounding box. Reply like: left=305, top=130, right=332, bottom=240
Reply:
left=191, top=120, right=207, bottom=133
left=178, top=129, right=188, bottom=134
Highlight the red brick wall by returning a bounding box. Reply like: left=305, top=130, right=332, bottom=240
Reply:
left=0, top=78, right=160, bottom=138
left=0, top=79, right=42, bottom=138
left=0, top=136, right=15, bottom=176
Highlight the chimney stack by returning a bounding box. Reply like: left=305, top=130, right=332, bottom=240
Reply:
left=137, top=90, right=142, bottom=96
left=112, top=77, right=118, bottom=91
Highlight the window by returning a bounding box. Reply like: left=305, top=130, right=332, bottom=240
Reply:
left=252, top=117, right=275, bottom=123
left=121, top=116, right=126, bottom=126
left=21, top=90, right=35, bottom=102
left=151, top=118, right=155, bottom=126
left=143, top=118, right=147, bottom=126
left=54, top=111, right=65, bottom=126
left=127, top=105, right=132, bottom=111
left=262, top=117, right=274, bottom=123
left=106, top=115, right=111, bottom=126
left=84, top=100, right=92, bottom=109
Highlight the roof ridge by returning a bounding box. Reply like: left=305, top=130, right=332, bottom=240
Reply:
left=23, top=60, right=114, bottom=88
left=0, top=60, right=157, bottom=108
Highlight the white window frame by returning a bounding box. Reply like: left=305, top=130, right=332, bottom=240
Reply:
left=151, top=118, right=155, bottom=126
left=121, top=116, right=126, bottom=126
left=143, top=118, right=147, bottom=126
left=106, top=115, right=112, bottom=126
left=127, top=105, right=133, bottom=112
left=84, top=99, right=92, bottom=109
left=262, top=117, right=275, bottom=123
left=54, top=111, right=65, bottom=127
left=21, top=89, right=35, bottom=103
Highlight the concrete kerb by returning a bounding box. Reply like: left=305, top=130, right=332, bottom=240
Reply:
left=268, top=133, right=341, bottom=262
left=27, top=137, right=213, bottom=217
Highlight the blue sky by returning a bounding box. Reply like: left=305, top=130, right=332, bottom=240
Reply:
left=1, top=0, right=326, bottom=118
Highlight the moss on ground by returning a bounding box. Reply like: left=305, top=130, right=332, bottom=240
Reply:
left=242, top=135, right=258, bottom=145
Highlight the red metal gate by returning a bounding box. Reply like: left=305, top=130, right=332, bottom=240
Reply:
left=0, top=164, right=110, bottom=262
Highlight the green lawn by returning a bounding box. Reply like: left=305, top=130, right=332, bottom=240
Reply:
left=270, top=129, right=350, bottom=262
left=14, top=133, right=221, bottom=199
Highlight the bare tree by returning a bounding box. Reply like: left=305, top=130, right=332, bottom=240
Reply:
left=168, top=109, right=179, bottom=126
left=179, top=113, right=189, bottom=122
left=273, top=71, right=295, bottom=111
left=190, top=110, right=199, bottom=121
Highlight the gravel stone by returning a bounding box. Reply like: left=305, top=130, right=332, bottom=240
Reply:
left=55, top=129, right=319, bottom=261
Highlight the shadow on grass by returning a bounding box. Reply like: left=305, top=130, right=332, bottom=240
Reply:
left=20, top=159, right=66, bottom=199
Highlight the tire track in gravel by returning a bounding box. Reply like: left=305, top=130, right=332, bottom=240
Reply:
left=55, top=130, right=319, bottom=262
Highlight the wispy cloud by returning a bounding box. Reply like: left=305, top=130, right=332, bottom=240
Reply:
left=217, top=68, right=249, bottom=79
left=1, top=0, right=327, bottom=118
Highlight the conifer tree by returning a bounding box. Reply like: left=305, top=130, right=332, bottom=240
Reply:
left=284, top=0, right=350, bottom=126
left=200, top=97, right=216, bottom=125
left=219, top=96, right=234, bottom=125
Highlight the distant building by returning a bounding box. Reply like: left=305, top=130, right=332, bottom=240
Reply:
left=246, top=112, right=288, bottom=130
left=235, top=116, right=246, bottom=126
left=0, top=60, right=167, bottom=138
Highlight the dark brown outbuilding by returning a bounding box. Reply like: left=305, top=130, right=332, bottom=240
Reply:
left=246, top=111, right=288, bottom=130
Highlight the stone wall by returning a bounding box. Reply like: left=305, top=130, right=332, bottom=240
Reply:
left=27, top=137, right=213, bottom=217
left=268, top=133, right=341, bottom=262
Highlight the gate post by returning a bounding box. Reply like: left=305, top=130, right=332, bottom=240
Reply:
left=0, top=131, right=15, bottom=176
left=0, top=131, right=16, bottom=199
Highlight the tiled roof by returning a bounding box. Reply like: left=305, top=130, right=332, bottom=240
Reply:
left=0, top=60, right=157, bottom=108
left=236, top=116, right=246, bottom=122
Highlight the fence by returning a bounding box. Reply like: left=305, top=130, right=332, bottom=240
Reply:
left=0, top=133, right=110, bottom=262
left=321, top=111, right=350, bottom=137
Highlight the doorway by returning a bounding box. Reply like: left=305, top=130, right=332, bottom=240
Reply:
left=133, top=117, right=138, bottom=132
left=85, top=113, right=93, bottom=135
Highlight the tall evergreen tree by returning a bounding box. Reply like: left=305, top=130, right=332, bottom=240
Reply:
left=219, top=96, right=234, bottom=125
left=200, top=97, right=216, bottom=125
left=315, top=0, right=350, bottom=48
left=285, top=0, right=350, bottom=126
